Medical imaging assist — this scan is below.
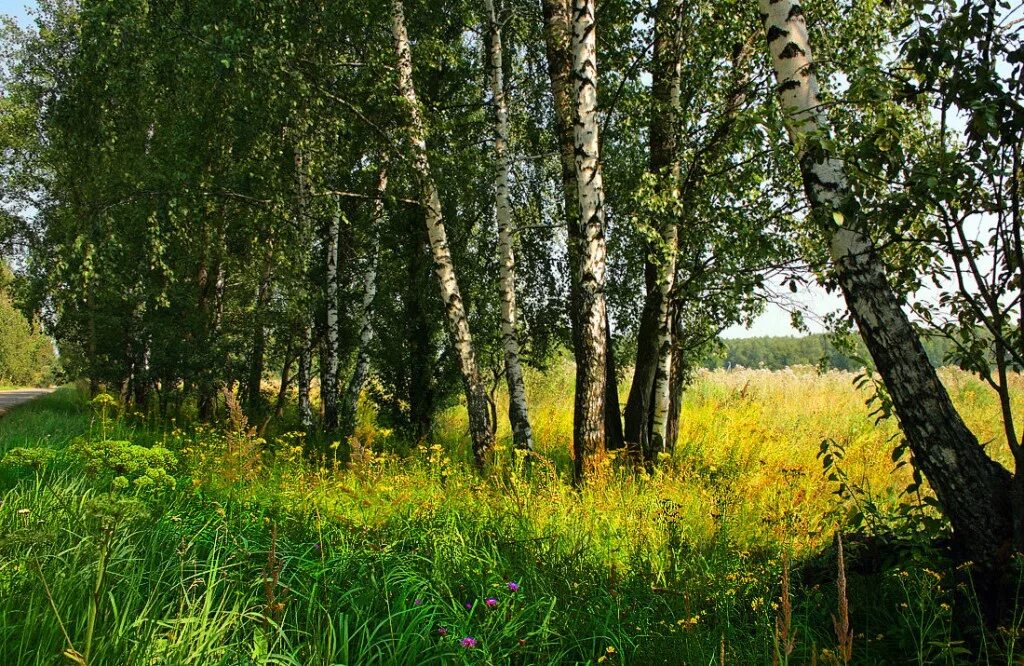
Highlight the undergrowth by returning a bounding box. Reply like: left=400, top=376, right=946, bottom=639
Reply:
left=0, top=366, right=1022, bottom=664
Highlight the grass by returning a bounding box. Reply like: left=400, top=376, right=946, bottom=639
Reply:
left=0, top=365, right=1022, bottom=664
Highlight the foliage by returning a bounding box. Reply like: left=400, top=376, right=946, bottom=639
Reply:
left=0, top=264, right=56, bottom=387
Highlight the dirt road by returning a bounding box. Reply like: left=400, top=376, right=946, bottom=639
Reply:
left=0, top=388, right=54, bottom=416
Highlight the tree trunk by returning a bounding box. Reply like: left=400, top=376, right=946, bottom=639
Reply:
left=568, top=0, right=610, bottom=481
left=198, top=255, right=226, bottom=421
left=604, top=317, right=625, bottom=450
left=322, top=201, right=341, bottom=431
left=297, top=321, right=313, bottom=430
left=665, top=335, right=687, bottom=457
left=543, top=0, right=622, bottom=459
left=272, top=338, right=295, bottom=420
left=294, top=144, right=313, bottom=431
left=485, top=0, right=534, bottom=452
left=391, top=0, right=494, bottom=466
left=246, top=243, right=274, bottom=420
left=342, top=163, right=388, bottom=434
left=625, top=0, right=681, bottom=460
left=623, top=271, right=658, bottom=456
left=406, top=215, right=436, bottom=443
left=760, top=0, right=1013, bottom=599
left=87, top=261, right=99, bottom=397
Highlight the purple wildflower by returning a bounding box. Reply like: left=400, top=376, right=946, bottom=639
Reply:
left=506, top=581, right=519, bottom=592
left=465, top=601, right=473, bottom=610
left=460, top=637, right=477, bottom=649
left=414, top=599, right=423, bottom=606
left=437, top=627, right=448, bottom=637
left=485, top=597, right=498, bottom=608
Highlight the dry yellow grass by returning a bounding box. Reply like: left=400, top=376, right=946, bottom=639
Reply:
left=431, top=361, right=1019, bottom=558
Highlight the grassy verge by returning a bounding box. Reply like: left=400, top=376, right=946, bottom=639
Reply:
left=0, top=373, right=1022, bottom=664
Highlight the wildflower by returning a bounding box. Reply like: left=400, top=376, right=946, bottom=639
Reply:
left=460, top=636, right=477, bottom=649
left=414, top=599, right=423, bottom=606
left=313, top=543, right=322, bottom=551
left=465, top=602, right=473, bottom=610
left=506, top=581, right=519, bottom=592
left=437, top=627, right=448, bottom=637
left=485, top=597, right=498, bottom=608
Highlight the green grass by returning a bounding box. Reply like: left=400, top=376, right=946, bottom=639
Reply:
left=0, top=375, right=1023, bottom=664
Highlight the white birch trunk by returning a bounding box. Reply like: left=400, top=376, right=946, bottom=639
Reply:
left=649, top=231, right=676, bottom=453
left=322, top=200, right=340, bottom=430
left=760, top=0, right=1013, bottom=575
left=485, top=0, right=534, bottom=452
left=570, top=0, right=610, bottom=480
left=392, top=0, right=494, bottom=464
left=297, top=322, right=313, bottom=430
left=294, top=145, right=313, bottom=431
left=648, top=0, right=682, bottom=454
left=342, top=163, right=388, bottom=429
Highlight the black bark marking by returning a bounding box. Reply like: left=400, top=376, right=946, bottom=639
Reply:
left=787, top=4, right=804, bottom=20
left=766, top=24, right=789, bottom=44
left=778, top=79, right=801, bottom=93
left=778, top=42, right=806, bottom=59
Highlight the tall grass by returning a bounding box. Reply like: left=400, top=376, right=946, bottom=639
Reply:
left=0, top=365, right=1021, bottom=664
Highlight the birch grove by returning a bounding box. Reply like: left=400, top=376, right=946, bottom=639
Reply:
left=9, top=0, right=1023, bottom=614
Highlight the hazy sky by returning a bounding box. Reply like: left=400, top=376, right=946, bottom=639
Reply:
left=0, top=0, right=29, bottom=25
left=0, top=0, right=838, bottom=339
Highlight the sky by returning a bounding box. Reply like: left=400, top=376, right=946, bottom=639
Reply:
left=0, top=0, right=29, bottom=26
left=0, top=0, right=837, bottom=340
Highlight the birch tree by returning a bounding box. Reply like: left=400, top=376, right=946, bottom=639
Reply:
left=759, top=0, right=1013, bottom=595
left=568, top=0, right=611, bottom=479
left=624, top=0, right=681, bottom=460
left=484, top=0, right=534, bottom=452
left=296, top=321, right=313, bottom=430
left=391, top=0, right=494, bottom=465
left=542, top=0, right=624, bottom=461
left=294, top=145, right=313, bottom=428
left=322, top=200, right=341, bottom=431
left=341, top=162, right=388, bottom=433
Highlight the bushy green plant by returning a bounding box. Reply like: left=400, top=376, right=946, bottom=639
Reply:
left=0, top=446, right=56, bottom=471
left=69, top=438, right=177, bottom=493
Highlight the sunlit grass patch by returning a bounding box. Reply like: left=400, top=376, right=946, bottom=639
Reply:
left=0, top=367, right=1021, bottom=663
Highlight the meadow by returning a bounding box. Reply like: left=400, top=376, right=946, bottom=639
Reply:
left=1, top=364, right=1022, bottom=665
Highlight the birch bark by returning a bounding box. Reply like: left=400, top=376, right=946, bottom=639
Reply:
left=543, top=0, right=623, bottom=464
left=485, top=0, right=534, bottom=452
left=342, top=163, right=388, bottom=432
left=297, top=322, right=313, bottom=430
left=322, top=201, right=341, bottom=431
left=245, top=239, right=274, bottom=420
left=626, top=0, right=681, bottom=459
left=391, top=0, right=494, bottom=465
left=295, top=146, right=313, bottom=431
left=569, top=0, right=610, bottom=479
left=760, top=0, right=1012, bottom=579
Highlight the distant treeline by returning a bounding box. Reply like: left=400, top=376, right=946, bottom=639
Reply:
left=704, top=334, right=955, bottom=371
left=0, top=264, right=57, bottom=387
